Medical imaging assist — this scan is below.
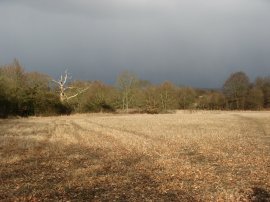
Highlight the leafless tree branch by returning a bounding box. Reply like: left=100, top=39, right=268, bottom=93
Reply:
left=53, top=70, right=88, bottom=102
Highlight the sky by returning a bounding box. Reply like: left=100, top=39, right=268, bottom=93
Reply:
left=0, top=0, right=270, bottom=88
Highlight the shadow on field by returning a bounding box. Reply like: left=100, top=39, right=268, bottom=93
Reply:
left=0, top=137, right=195, bottom=201
left=250, top=187, right=270, bottom=202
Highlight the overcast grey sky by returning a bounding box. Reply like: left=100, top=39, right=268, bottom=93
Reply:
left=0, top=0, right=269, bottom=88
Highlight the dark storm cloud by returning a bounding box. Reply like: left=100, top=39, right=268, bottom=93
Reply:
left=0, top=0, right=270, bottom=88
left=1, top=0, right=171, bottom=19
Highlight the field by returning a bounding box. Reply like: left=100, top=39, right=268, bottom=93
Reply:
left=0, top=111, right=270, bottom=201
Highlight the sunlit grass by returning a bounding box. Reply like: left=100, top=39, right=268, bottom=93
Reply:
left=0, top=111, right=269, bottom=201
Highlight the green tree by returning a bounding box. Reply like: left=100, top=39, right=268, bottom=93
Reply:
left=0, top=59, right=29, bottom=116
left=0, top=60, right=72, bottom=117
left=76, top=81, right=116, bottom=113
left=0, top=72, right=11, bottom=117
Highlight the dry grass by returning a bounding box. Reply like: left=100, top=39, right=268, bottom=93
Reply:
left=0, top=111, right=270, bottom=201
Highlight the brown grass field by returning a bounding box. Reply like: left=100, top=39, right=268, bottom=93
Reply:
left=0, top=111, right=270, bottom=201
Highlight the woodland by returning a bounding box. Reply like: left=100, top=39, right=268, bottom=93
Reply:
left=0, top=59, right=270, bottom=118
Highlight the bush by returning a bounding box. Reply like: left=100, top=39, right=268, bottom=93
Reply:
left=82, top=101, right=115, bottom=113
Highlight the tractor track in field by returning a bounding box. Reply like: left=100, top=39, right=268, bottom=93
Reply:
left=82, top=119, right=179, bottom=146
left=83, top=119, right=152, bottom=140
left=1, top=111, right=270, bottom=201
left=234, top=114, right=270, bottom=150
left=63, top=118, right=176, bottom=157
left=68, top=120, right=126, bottom=149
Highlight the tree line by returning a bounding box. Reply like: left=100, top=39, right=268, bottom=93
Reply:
left=0, top=60, right=269, bottom=118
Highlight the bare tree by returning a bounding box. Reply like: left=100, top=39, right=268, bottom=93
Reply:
left=157, top=81, right=177, bottom=112
left=116, top=71, right=138, bottom=113
left=223, top=71, right=250, bottom=109
left=53, top=70, right=89, bottom=103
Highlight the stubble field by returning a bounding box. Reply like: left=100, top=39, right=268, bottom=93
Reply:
left=0, top=111, right=270, bottom=201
